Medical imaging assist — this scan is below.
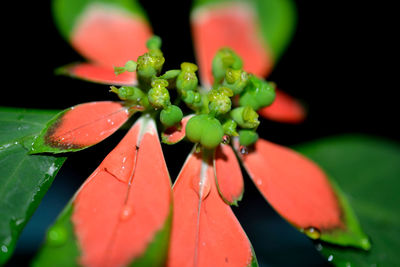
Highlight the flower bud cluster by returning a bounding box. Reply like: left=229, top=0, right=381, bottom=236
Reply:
left=112, top=37, right=277, bottom=150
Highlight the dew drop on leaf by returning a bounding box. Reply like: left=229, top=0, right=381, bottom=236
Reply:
left=46, top=225, right=68, bottom=247
left=303, top=227, right=321, bottom=239
left=222, top=135, right=230, bottom=144
left=239, top=145, right=248, bottom=155
left=120, top=205, right=134, bottom=221
left=191, top=170, right=211, bottom=200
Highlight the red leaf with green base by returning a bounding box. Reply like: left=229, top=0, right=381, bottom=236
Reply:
left=34, top=115, right=172, bottom=266
left=168, top=148, right=257, bottom=267
left=31, top=101, right=131, bottom=154
left=190, top=0, right=306, bottom=124
left=56, top=63, right=137, bottom=86
left=53, top=0, right=152, bottom=84
left=234, top=138, right=370, bottom=250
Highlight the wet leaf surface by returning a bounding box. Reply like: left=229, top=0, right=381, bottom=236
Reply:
left=0, top=107, right=66, bottom=265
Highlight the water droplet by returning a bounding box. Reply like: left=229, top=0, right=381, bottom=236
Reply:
left=239, top=146, right=248, bottom=155
left=1, top=245, right=8, bottom=253
left=191, top=173, right=211, bottom=200
left=345, top=262, right=352, bottom=267
left=222, top=135, right=230, bottom=144
left=303, top=227, right=321, bottom=239
left=315, top=243, right=323, bottom=251
left=361, top=237, right=371, bottom=250
left=256, top=179, right=262, bottom=185
left=47, top=225, right=68, bottom=247
left=120, top=205, right=134, bottom=221
left=327, top=255, right=333, bottom=262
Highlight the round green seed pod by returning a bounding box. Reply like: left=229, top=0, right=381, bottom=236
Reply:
left=186, top=114, right=207, bottom=143
left=160, top=105, right=183, bottom=127
left=239, top=75, right=276, bottom=110
left=201, top=117, right=224, bottom=149
left=230, top=106, right=260, bottom=129
left=186, top=115, right=224, bottom=149
left=239, top=130, right=259, bottom=146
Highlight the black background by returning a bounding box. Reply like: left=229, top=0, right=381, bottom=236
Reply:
left=2, top=0, right=398, bottom=266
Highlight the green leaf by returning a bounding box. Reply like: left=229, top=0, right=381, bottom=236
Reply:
left=30, top=101, right=130, bottom=154
left=253, top=0, right=297, bottom=61
left=32, top=203, right=81, bottom=267
left=192, top=0, right=297, bottom=61
left=296, top=135, right=400, bottom=266
left=53, top=0, right=148, bottom=40
left=0, top=107, right=66, bottom=265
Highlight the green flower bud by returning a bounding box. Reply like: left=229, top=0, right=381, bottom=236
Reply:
left=176, top=62, right=199, bottom=93
left=160, top=69, right=181, bottom=80
left=212, top=48, right=243, bottom=83
left=182, top=90, right=201, bottom=105
left=208, top=87, right=233, bottom=115
left=148, top=79, right=170, bottom=109
left=113, top=60, right=137, bottom=75
left=223, top=68, right=248, bottom=95
left=239, top=130, right=259, bottom=146
left=230, top=106, right=260, bottom=129
left=186, top=114, right=224, bottom=149
left=137, top=51, right=165, bottom=79
left=146, top=35, right=162, bottom=50
left=239, top=75, right=276, bottom=110
left=222, top=119, right=238, bottom=136
left=160, top=105, right=183, bottom=127
left=124, top=60, right=137, bottom=72
left=110, top=86, right=147, bottom=105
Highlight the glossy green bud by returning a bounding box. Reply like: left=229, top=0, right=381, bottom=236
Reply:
left=146, top=35, right=162, bottom=50
left=208, top=87, right=233, bottom=115
left=110, top=86, right=146, bottom=104
left=239, top=75, right=276, bottom=110
left=176, top=62, right=199, bottom=93
left=230, top=106, right=260, bottom=129
left=186, top=114, right=224, bottom=149
left=114, top=60, right=137, bottom=75
left=223, top=68, right=248, bottom=95
left=148, top=79, right=170, bottom=109
left=239, top=130, right=259, bottom=146
left=222, top=119, right=238, bottom=136
left=137, top=51, right=165, bottom=79
left=160, top=105, right=183, bottom=127
left=125, top=60, right=137, bottom=72
left=160, top=69, right=181, bottom=80
left=182, top=90, right=201, bottom=105
left=212, top=48, right=243, bottom=83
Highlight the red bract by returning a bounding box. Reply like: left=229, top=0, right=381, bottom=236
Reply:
left=32, top=0, right=369, bottom=266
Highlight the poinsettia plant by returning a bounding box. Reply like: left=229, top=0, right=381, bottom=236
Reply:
left=1, top=0, right=399, bottom=266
